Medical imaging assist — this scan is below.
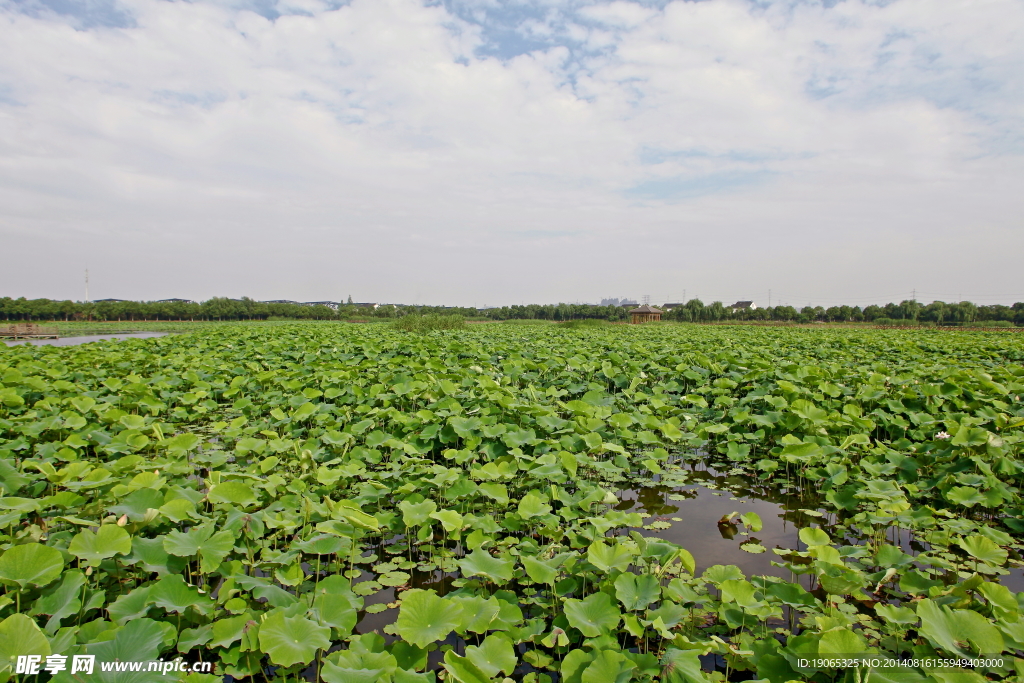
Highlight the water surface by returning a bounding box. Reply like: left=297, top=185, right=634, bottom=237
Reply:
left=3, top=332, right=169, bottom=347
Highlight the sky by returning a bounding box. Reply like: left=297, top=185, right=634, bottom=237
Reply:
left=1, top=0, right=1022, bottom=308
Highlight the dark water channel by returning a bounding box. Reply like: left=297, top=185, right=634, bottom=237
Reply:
left=352, top=464, right=1024, bottom=645
left=617, top=476, right=806, bottom=579
left=2, top=332, right=169, bottom=346
left=352, top=469, right=822, bottom=641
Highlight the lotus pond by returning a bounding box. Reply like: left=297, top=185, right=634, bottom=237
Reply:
left=1, top=324, right=1023, bottom=683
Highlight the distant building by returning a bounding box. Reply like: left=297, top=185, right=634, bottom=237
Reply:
left=629, top=305, right=663, bottom=324
left=302, top=301, right=339, bottom=310
left=353, top=303, right=379, bottom=309
left=660, top=303, right=685, bottom=310
left=93, top=298, right=127, bottom=303
left=155, top=298, right=195, bottom=304
left=261, top=300, right=299, bottom=305
left=601, top=298, right=638, bottom=307
left=730, top=301, right=757, bottom=311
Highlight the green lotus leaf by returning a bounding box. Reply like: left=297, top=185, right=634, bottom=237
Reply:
left=874, top=544, right=915, bottom=568
left=109, top=488, right=165, bottom=522
left=399, top=499, right=437, bottom=527
left=31, top=568, right=86, bottom=632
left=582, top=649, right=636, bottom=683
left=899, top=570, right=943, bottom=594
left=69, top=524, right=132, bottom=566
left=127, top=536, right=188, bottom=576
left=660, top=648, right=706, bottom=683
left=394, top=669, right=435, bottom=683
left=0, top=542, right=64, bottom=589
left=163, top=523, right=235, bottom=573
left=719, top=579, right=759, bottom=608
left=457, top=547, right=514, bottom=583
left=320, top=662, right=388, bottom=683
left=917, top=598, right=1004, bottom=657
left=428, top=509, right=463, bottom=533
left=313, top=593, right=358, bottom=635
left=258, top=611, right=330, bottom=667
left=522, top=553, right=566, bottom=584
left=207, top=480, right=257, bottom=506
left=209, top=614, right=251, bottom=649
left=798, top=527, right=830, bottom=546
left=295, top=534, right=345, bottom=555
left=477, top=483, right=509, bottom=505
left=177, top=624, right=212, bottom=653
left=163, top=433, right=200, bottom=454
left=614, top=572, right=661, bottom=611
left=158, top=498, right=197, bottom=522
left=928, top=671, right=989, bottom=683
left=107, top=585, right=153, bottom=625
left=464, top=633, right=516, bottom=678
left=587, top=540, right=635, bottom=573
left=291, top=402, right=317, bottom=421
left=951, top=426, right=990, bottom=447
left=0, top=497, right=40, bottom=513
left=561, top=649, right=597, bottom=683
left=396, top=589, right=461, bottom=648
left=875, top=604, right=918, bottom=625
left=564, top=592, right=621, bottom=637
left=739, top=512, right=762, bottom=532
left=442, top=650, right=491, bottom=683
left=947, top=487, right=988, bottom=507
left=149, top=574, right=213, bottom=614
left=334, top=508, right=380, bottom=532
left=378, top=571, right=411, bottom=587
left=818, top=628, right=868, bottom=655
left=0, top=614, right=51, bottom=670
left=86, top=618, right=169, bottom=683
left=517, top=491, right=552, bottom=519
left=702, top=564, right=744, bottom=584
left=766, top=582, right=816, bottom=608
left=450, top=595, right=500, bottom=633
left=959, top=536, right=1008, bottom=566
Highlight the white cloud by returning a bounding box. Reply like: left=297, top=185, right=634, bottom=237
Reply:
left=0, top=0, right=1021, bottom=305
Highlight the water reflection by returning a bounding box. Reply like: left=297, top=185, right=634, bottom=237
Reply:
left=2, top=332, right=169, bottom=347
left=619, top=479, right=807, bottom=579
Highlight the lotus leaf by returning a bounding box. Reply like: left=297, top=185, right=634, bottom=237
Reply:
left=0, top=613, right=51, bottom=667
left=31, top=569, right=85, bottom=632
left=0, top=542, right=64, bottom=589
left=959, top=536, right=1008, bottom=566
left=614, top=572, right=662, bottom=611
left=69, top=525, right=132, bottom=566
left=588, top=540, right=635, bottom=573
left=396, top=590, right=462, bottom=648
left=457, top=547, right=513, bottom=583
left=565, top=592, right=621, bottom=637
left=463, top=633, right=516, bottom=677
left=207, top=480, right=257, bottom=506
left=917, top=599, right=1004, bottom=657
left=258, top=611, right=330, bottom=666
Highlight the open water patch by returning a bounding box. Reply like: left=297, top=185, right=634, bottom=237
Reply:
left=2, top=332, right=169, bottom=346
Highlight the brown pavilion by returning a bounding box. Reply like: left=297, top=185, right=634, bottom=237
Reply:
left=628, top=304, right=663, bottom=324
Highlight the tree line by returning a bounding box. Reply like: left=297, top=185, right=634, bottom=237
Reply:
left=0, top=297, right=481, bottom=322
left=1, top=296, right=1022, bottom=325
left=479, top=299, right=1024, bottom=325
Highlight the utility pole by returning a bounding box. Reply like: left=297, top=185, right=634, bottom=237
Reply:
left=85, top=269, right=90, bottom=303
left=769, top=289, right=771, bottom=308
left=912, top=288, right=916, bottom=302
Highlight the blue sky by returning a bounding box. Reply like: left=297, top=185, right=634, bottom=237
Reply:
left=1, top=0, right=1022, bottom=306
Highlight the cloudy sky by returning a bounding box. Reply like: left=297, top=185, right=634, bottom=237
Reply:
left=1, top=0, right=1021, bottom=307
